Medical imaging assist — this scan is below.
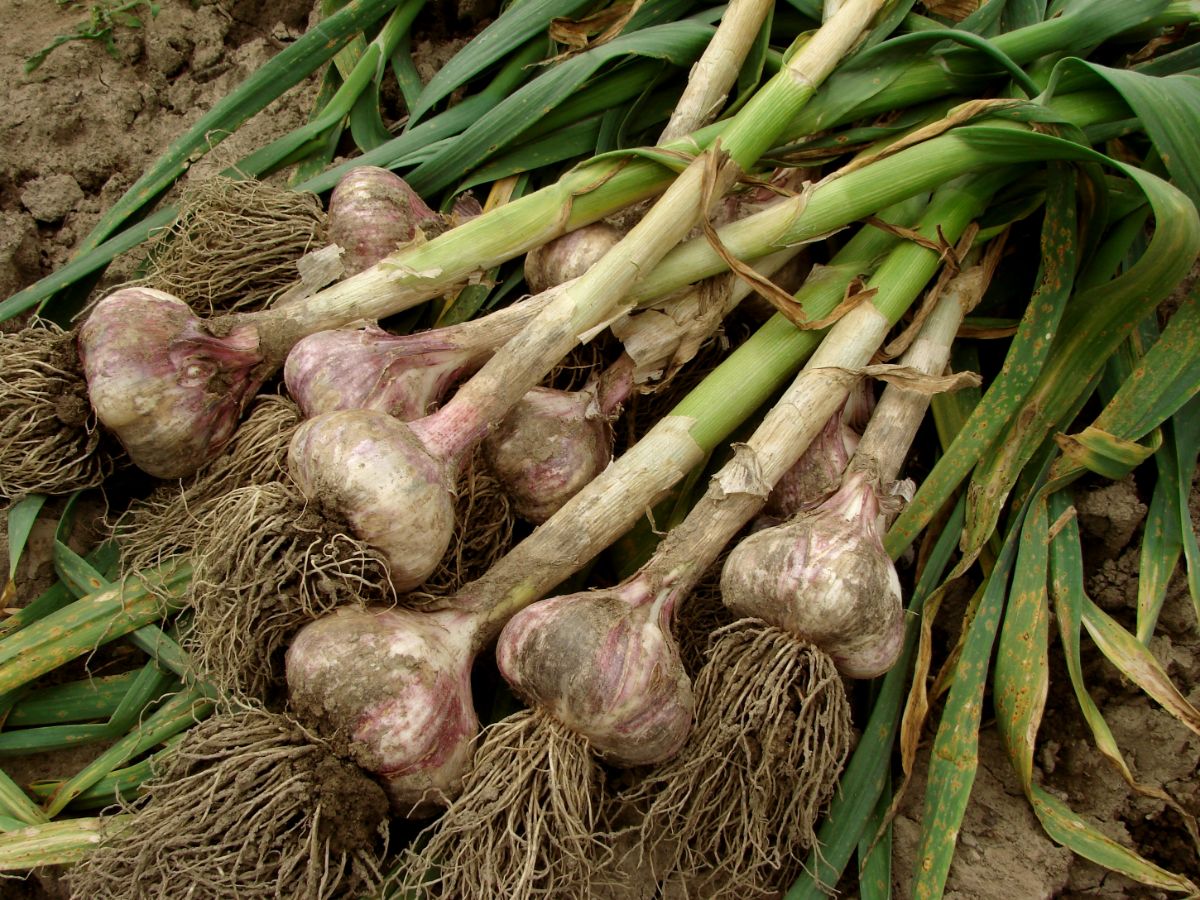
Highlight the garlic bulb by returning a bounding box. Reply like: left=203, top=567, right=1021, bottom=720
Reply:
left=721, top=469, right=904, bottom=679
left=79, top=287, right=263, bottom=478
left=285, top=326, right=478, bottom=420
left=288, top=409, right=456, bottom=591
left=497, top=577, right=692, bottom=766
left=328, top=167, right=443, bottom=276
left=524, top=222, right=623, bottom=294
left=483, top=387, right=613, bottom=523
left=286, top=605, right=478, bottom=816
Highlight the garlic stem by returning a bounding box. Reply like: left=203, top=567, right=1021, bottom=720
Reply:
left=658, top=0, right=776, bottom=143
left=851, top=248, right=990, bottom=485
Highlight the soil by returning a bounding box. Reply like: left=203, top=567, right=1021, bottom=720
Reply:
left=1, top=2, right=1198, bottom=898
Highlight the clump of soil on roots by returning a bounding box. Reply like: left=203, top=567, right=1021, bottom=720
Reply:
left=65, top=708, right=391, bottom=900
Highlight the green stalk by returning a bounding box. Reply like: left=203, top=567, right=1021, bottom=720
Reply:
left=243, top=0, right=888, bottom=363
left=243, top=85, right=1129, bottom=365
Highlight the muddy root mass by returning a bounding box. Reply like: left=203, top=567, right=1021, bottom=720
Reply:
left=392, top=709, right=608, bottom=899
left=114, top=394, right=301, bottom=575
left=185, top=480, right=392, bottom=700
left=0, top=323, right=113, bottom=498
left=138, top=176, right=327, bottom=316
left=65, top=707, right=389, bottom=900
left=627, top=619, right=851, bottom=897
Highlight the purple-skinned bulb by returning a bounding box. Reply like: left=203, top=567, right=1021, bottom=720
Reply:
left=524, top=222, right=623, bottom=294
left=285, top=326, right=477, bottom=420
left=328, top=167, right=443, bottom=276
left=286, top=605, right=479, bottom=817
left=78, top=287, right=264, bottom=478
left=721, top=469, right=904, bottom=679
left=497, top=576, right=693, bottom=766
left=287, top=409, right=456, bottom=591
left=482, top=386, right=613, bottom=524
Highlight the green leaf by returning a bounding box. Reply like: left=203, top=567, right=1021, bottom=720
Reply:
left=1070, top=63, right=1200, bottom=208
left=0, top=563, right=190, bottom=696
left=1003, top=0, right=1046, bottom=29
left=993, top=491, right=1051, bottom=789
left=0, top=544, right=118, bottom=641
left=29, top=741, right=177, bottom=810
left=6, top=495, right=46, bottom=581
left=1081, top=596, right=1200, bottom=737
left=6, top=672, right=138, bottom=727
left=1046, top=490, right=1200, bottom=861
left=0, top=723, right=117, bottom=757
left=887, top=164, right=1080, bottom=558
left=125, top=624, right=194, bottom=680
left=0, top=205, right=173, bottom=324
left=910, top=476, right=1041, bottom=899
left=42, top=683, right=215, bottom=817
left=858, top=772, right=893, bottom=900
left=789, top=0, right=1170, bottom=134
left=1173, top=398, right=1200, bottom=626
left=54, top=539, right=114, bottom=600
left=405, top=20, right=714, bottom=194
left=0, top=816, right=118, bottom=868
left=1054, top=426, right=1158, bottom=480
left=956, top=131, right=1199, bottom=561
left=349, top=79, right=394, bottom=151
left=1139, top=440, right=1184, bottom=642
left=0, top=771, right=48, bottom=827
left=297, top=36, right=548, bottom=194
left=408, top=0, right=594, bottom=125
left=1030, top=785, right=1198, bottom=893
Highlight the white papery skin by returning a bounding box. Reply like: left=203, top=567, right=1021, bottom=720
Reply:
left=524, top=222, right=624, bottom=294
left=497, top=576, right=693, bottom=766
left=721, top=469, right=904, bottom=679
left=288, top=409, right=455, bottom=591
left=286, top=605, right=478, bottom=816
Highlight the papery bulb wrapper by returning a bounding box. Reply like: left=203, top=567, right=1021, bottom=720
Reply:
left=483, top=386, right=612, bottom=523
left=722, top=470, right=903, bottom=679
left=524, top=222, right=623, bottom=294
left=285, top=326, right=476, bottom=420
left=288, top=409, right=454, bottom=591
left=328, top=167, right=442, bottom=276
left=286, top=605, right=478, bottom=816
left=497, top=580, right=692, bottom=766
left=79, top=287, right=263, bottom=478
